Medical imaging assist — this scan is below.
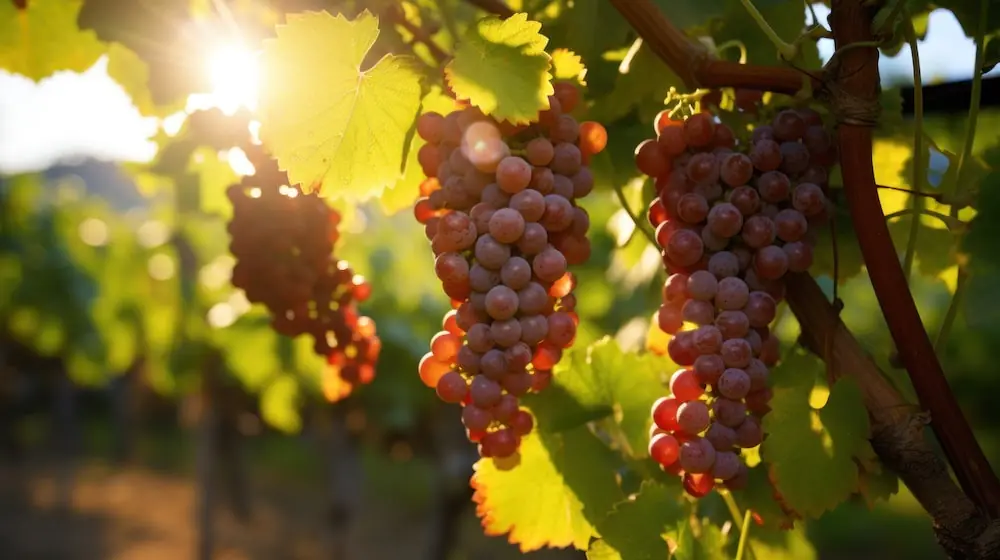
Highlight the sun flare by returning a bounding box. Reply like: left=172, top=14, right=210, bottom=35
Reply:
left=200, top=44, right=261, bottom=114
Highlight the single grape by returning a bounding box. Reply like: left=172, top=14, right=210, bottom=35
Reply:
left=551, top=142, right=582, bottom=176
left=735, top=415, right=763, bottom=448
left=485, top=285, right=519, bottom=320
left=720, top=153, right=754, bottom=186
left=713, top=124, right=736, bottom=149
left=466, top=323, right=495, bottom=353
left=658, top=303, right=685, bottom=334
left=687, top=270, right=719, bottom=301
left=657, top=123, right=687, bottom=157
left=533, top=246, right=569, bottom=282
left=706, top=203, right=743, bottom=238
left=744, top=329, right=763, bottom=357
left=705, top=423, right=738, bottom=452
left=779, top=142, right=810, bottom=175
left=579, top=121, right=609, bottom=156
left=754, top=245, right=789, bottom=280
left=492, top=318, right=523, bottom=348
left=728, top=185, right=761, bottom=216
left=470, top=203, right=495, bottom=235
left=668, top=331, right=700, bottom=366
left=462, top=405, right=493, bottom=431
left=546, top=311, right=577, bottom=348
left=518, top=223, right=549, bottom=255
left=500, top=257, right=532, bottom=290
left=474, top=234, right=511, bottom=270
left=701, top=228, right=729, bottom=252
left=803, top=124, right=832, bottom=155
left=686, top=153, right=721, bottom=186
left=435, top=369, right=469, bottom=404
left=480, top=348, right=508, bottom=380
left=761, top=334, right=780, bottom=366
left=652, top=396, right=682, bottom=431
left=663, top=273, right=690, bottom=304
left=679, top=437, right=717, bottom=473
left=750, top=139, right=782, bottom=172
left=721, top=338, right=752, bottom=368
left=772, top=109, right=806, bottom=141
left=712, top=451, right=742, bottom=480
left=784, top=241, right=813, bottom=272
left=492, top=394, right=520, bottom=424
left=431, top=331, right=462, bottom=363
left=488, top=208, right=526, bottom=244
left=434, top=252, right=471, bottom=285
left=800, top=164, right=829, bottom=186
left=649, top=432, right=681, bottom=466
left=746, top=389, right=772, bottom=415
left=694, top=354, right=725, bottom=385
left=757, top=171, right=791, bottom=203
left=741, top=215, right=777, bottom=249
left=419, top=352, right=451, bottom=387
left=485, top=428, right=519, bottom=458
left=718, top=367, right=751, bottom=399
left=525, top=137, right=555, bottom=166
left=635, top=139, right=669, bottom=177
left=509, top=409, right=534, bottom=436
left=520, top=315, right=549, bottom=344
left=417, top=112, right=445, bottom=143
left=553, top=82, right=580, bottom=113
left=724, top=465, right=750, bottom=491
left=541, top=194, right=574, bottom=232
left=469, top=264, right=500, bottom=293
left=670, top=369, right=705, bottom=401
left=570, top=207, right=590, bottom=237
left=470, top=375, right=503, bottom=407
left=682, top=299, right=716, bottom=325
left=516, top=284, right=549, bottom=317
left=550, top=114, right=580, bottom=144
left=684, top=113, right=716, bottom=148
left=677, top=401, right=711, bottom=434
left=774, top=209, right=808, bottom=242
left=496, top=156, right=532, bottom=193
left=666, top=229, right=704, bottom=267
left=506, top=341, right=533, bottom=369
left=530, top=167, right=555, bottom=194
left=744, top=291, right=777, bottom=328
left=677, top=193, right=710, bottom=224
left=716, top=277, right=750, bottom=310
left=715, top=310, right=750, bottom=339
left=693, top=325, right=723, bottom=355
left=712, top=398, right=748, bottom=428
left=792, top=183, right=826, bottom=216
left=683, top=472, right=715, bottom=498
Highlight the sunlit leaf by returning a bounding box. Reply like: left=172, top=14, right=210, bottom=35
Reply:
left=586, top=481, right=682, bottom=560
left=472, top=427, right=625, bottom=552
left=445, top=12, right=553, bottom=124
left=0, top=0, right=105, bottom=80
left=259, top=10, right=423, bottom=200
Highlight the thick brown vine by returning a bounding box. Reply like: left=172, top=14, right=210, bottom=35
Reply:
left=457, top=0, right=1000, bottom=554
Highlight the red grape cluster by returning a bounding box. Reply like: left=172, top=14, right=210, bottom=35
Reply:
left=640, top=107, right=835, bottom=497
left=227, top=146, right=380, bottom=388
left=412, top=83, right=607, bottom=459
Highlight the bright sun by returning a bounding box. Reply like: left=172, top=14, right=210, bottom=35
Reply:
left=203, top=44, right=261, bottom=114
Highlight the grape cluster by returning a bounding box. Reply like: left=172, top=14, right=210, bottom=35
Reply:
left=227, top=146, right=380, bottom=387
left=412, top=83, right=607, bottom=459
left=641, top=107, right=835, bottom=497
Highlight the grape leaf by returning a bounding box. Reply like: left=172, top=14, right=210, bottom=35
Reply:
left=542, top=0, right=630, bottom=95
left=259, top=10, right=423, bottom=200
left=588, top=45, right=683, bottom=125
left=737, top=466, right=798, bottom=531
left=934, top=0, right=1000, bottom=39
left=984, top=33, right=1000, bottom=74
left=444, top=12, right=553, bottom=124
left=471, top=427, right=625, bottom=552
left=551, top=48, right=587, bottom=84
left=960, top=145, right=1000, bottom=327
left=0, top=0, right=105, bottom=80
left=526, top=337, right=668, bottom=458
left=379, top=87, right=460, bottom=215
left=762, top=349, right=873, bottom=518
left=748, top=526, right=817, bottom=560
left=670, top=518, right=728, bottom=560
left=586, top=481, right=683, bottom=560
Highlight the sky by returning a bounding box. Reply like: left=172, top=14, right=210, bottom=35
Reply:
left=0, top=6, right=996, bottom=175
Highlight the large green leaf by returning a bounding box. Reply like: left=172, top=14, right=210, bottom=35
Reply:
left=527, top=337, right=668, bottom=458
left=587, top=481, right=683, bottom=560
left=471, top=427, right=625, bottom=552
left=761, top=349, right=873, bottom=518
left=259, top=10, right=423, bottom=200
left=0, top=0, right=105, bottom=80
left=445, top=12, right=553, bottom=124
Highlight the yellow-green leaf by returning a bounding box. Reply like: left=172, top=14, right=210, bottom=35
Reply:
left=259, top=10, right=422, bottom=200
left=551, top=48, right=587, bottom=84
left=445, top=12, right=553, bottom=124
left=0, top=0, right=105, bottom=80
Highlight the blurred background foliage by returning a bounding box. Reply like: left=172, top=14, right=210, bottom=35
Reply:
left=0, top=0, right=999, bottom=558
